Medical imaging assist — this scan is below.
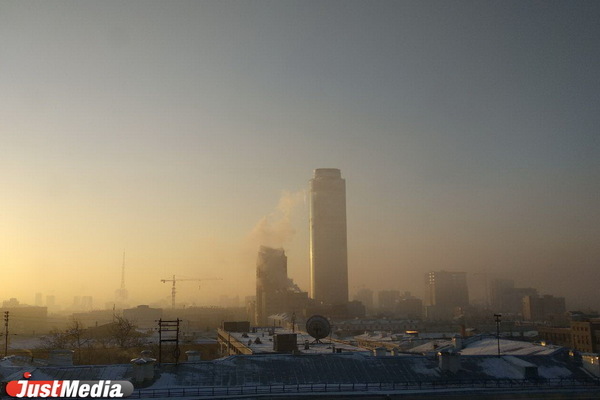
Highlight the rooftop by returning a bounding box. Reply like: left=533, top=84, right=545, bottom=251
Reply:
left=2, top=350, right=598, bottom=398
left=225, top=328, right=370, bottom=355
left=459, top=337, right=561, bottom=356
left=1, top=352, right=595, bottom=388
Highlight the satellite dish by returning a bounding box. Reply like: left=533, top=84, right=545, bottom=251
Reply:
left=306, top=315, right=330, bottom=342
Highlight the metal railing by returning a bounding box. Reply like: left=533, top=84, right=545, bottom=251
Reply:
left=129, top=377, right=600, bottom=398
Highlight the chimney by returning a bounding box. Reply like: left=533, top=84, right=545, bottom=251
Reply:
left=130, top=351, right=156, bottom=385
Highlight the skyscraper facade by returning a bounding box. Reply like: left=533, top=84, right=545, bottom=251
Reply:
left=309, top=168, right=348, bottom=306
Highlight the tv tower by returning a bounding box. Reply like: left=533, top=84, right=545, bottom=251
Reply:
left=115, top=251, right=128, bottom=303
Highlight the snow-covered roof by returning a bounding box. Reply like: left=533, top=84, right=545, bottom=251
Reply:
left=459, top=337, right=561, bottom=356
left=2, top=352, right=593, bottom=389
left=228, top=330, right=369, bottom=355
left=406, top=339, right=453, bottom=353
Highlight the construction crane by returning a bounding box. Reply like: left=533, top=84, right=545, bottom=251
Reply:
left=160, top=275, right=222, bottom=308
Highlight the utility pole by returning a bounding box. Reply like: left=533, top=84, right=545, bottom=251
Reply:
left=494, top=313, right=502, bottom=357
left=4, top=311, right=9, bottom=357
left=157, top=318, right=180, bottom=365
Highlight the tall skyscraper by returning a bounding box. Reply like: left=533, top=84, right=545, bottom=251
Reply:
left=309, top=168, right=348, bottom=306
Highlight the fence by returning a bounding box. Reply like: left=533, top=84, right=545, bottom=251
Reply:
left=129, top=377, right=600, bottom=398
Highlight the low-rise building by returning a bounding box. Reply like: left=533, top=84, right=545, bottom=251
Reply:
left=123, top=305, right=163, bottom=330
left=0, top=305, right=48, bottom=334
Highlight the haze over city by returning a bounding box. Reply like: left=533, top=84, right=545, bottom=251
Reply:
left=1, top=1, right=599, bottom=310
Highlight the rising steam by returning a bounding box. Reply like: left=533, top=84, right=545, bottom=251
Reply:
left=248, top=190, right=305, bottom=249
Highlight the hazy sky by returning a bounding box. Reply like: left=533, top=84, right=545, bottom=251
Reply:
left=1, top=1, right=599, bottom=310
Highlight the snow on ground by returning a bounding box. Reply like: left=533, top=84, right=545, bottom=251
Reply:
left=214, top=356, right=237, bottom=367
left=150, top=372, right=178, bottom=388
left=99, top=365, right=129, bottom=380
left=477, top=358, right=524, bottom=379
left=538, top=365, right=576, bottom=379
left=409, top=360, right=441, bottom=377
left=407, top=340, right=452, bottom=353
left=460, top=338, right=558, bottom=356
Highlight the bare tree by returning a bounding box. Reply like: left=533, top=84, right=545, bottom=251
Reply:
left=39, top=319, right=90, bottom=363
left=39, top=328, right=71, bottom=350
left=66, top=319, right=90, bottom=363
left=108, top=315, right=149, bottom=349
left=38, top=316, right=150, bottom=364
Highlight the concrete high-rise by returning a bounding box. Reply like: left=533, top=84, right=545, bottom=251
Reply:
left=256, top=246, right=288, bottom=325
left=309, top=168, right=348, bottom=306
left=255, top=246, right=308, bottom=325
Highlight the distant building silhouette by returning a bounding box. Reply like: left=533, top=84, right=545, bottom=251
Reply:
left=45, top=295, right=56, bottom=308
left=0, top=299, right=48, bottom=334
left=425, top=271, right=469, bottom=320
left=378, top=290, right=401, bottom=314
left=123, top=305, right=163, bottom=330
left=372, top=290, right=423, bottom=318
left=35, top=292, right=43, bottom=307
left=353, top=288, right=374, bottom=315
left=396, top=292, right=423, bottom=319
left=309, top=168, right=348, bottom=306
left=490, top=279, right=538, bottom=315
left=255, top=246, right=308, bottom=325
left=522, top=294, right=566, bottom=322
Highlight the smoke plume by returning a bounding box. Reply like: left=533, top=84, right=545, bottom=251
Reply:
left=248, top=190, right=304, bottom=249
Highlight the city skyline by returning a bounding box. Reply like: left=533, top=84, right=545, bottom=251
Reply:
left=1, top=1, right=599, bottom=309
